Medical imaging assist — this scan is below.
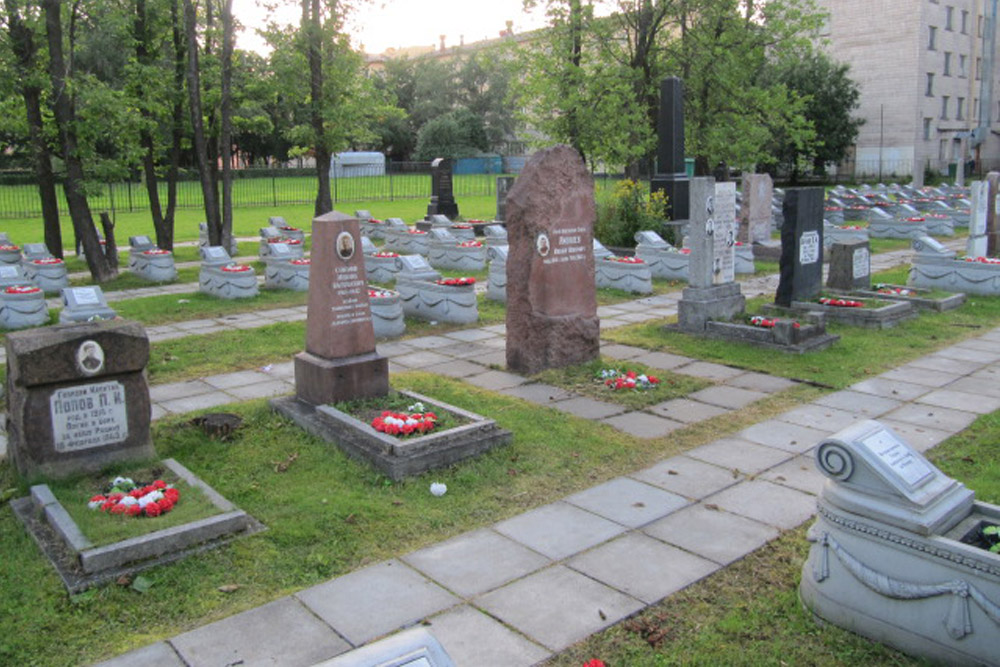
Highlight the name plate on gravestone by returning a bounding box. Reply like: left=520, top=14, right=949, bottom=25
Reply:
left=712, top=182, right=737, bottom=285
left=50, top=381, right=128, bottom=452
left=853, top=247, right=870, bottom=278
left=635, top=230, right=668, bottom=247
left=294, top=211, right=387, bottom=405
left=800, top=231, right=820, bottom=265
left=814, top=419, right=974, bottom=535
left=6, top=319, right=154, bottom=480
left=539, top=225, right=589, bottom=268
left=268, top=243, right=292, bottom=258
left=129, top=235, right=154, bottom=249
left=429, top=228, right=456, bottom=242
left=202, top=246, right=230, bottom=262
left=397, top=254, right=434, bottom=273
left=259, top=226, right=281, bottom=239
left=24, top=243, right=50, bottom=258
left=385, top=218, right=409, bottom=230
left=65, top=286, right=103, bottom=308
left=0, top=265, right=23, bottom=279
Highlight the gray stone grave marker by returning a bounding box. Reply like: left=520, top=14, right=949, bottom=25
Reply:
left=496, top=175, right=516, bottom=221
left=826, top=240, right=870, bottom=291
left=426, top=158, right=459, bottom=220
left=740, top=173, right=773, bottom=244
left=775, top=188, right=824, bottom=307
left=128, top=235, right=155, bottom=250
left=6, top=319, right=154, bottom=480
left=505, top=145, right=599, bottom=374
left=59, top=286, right=117, bottom=323
left=968, top=180, right=989, bottom=257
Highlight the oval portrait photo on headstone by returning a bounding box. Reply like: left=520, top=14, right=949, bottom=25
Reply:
left=76, top=340, right=105, bottom=376
left=336, top=231, right=355, bottom=261
left=536, top=232, right=551, bottom=257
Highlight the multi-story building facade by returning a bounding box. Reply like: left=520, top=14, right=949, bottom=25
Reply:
left=818, top=0, right=1000, bottom=181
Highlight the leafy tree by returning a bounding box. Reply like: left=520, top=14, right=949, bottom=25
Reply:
left=414, top=108, right=489, bottom=160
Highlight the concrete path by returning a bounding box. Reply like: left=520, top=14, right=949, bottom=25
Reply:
left=90, top=257, right=997, bottom=666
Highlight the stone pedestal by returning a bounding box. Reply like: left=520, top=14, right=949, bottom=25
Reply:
left=294, top=351, right=387, bottom=406
left=677, top=282, right=746, bottom=332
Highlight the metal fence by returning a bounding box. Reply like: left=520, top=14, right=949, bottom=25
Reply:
left=0, top=163, right=512, bottom=220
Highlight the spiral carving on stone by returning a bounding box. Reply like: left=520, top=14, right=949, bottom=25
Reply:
left=816, top=441, right=854, bottom=481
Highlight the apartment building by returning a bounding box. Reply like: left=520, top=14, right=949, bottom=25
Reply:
left=818, top=0, right=1000, bottom=180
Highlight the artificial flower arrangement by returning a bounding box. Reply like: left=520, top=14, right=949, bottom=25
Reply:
left=964, top=256, right=1000, bottom=264
left=87, top=476, right=180, bottom=518
left=371, top=401, right=437, bottom=437
left=873, top=283, right=915, bottom=295
left=5, top=285, right=41, bottom=294
left=605, top=256, right=645, bottom=264
left=33, top=257, right=63, bottom=265
left=407, top=229, right=427, bottom=235
left=748, top=315, right=800, bottom=329
left=436, top=277, right=476, bottom=286
left=457, top=240, right=483, bottom=248
left=836, top=225, right=865, bottom=230
left=372, top=250, right=399, bottom=258
left=221, top=263, right=252, bottom=272
left=904, top=217, right=926, bottom=223
left=0, top=244, right=20, bottom=251
left=451, top=224, right=473, bottom=230
left=368, top=288, right=394, bottom=298
left=291, top=258, right=311, bottom=265
left=143, top=249, right=170, bottom=255
left=598, top=368, right=660, bottom=391
left=269, top=237, right=302, bottom=245
left=818, top=297, right=864, bottom=308
left=279, top=226, right=300, bottom=232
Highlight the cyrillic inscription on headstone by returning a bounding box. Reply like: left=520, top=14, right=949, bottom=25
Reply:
left=853, top=247, right=870, bottom=278
left=800, top=230, right=820, bottom=264
left=540, top=226, right=588, bottom=266
left=50, top=381, right=128, bottom=452
left=861, top=428, right=934, bottom=488
left=712, top=182, right=736, bottom=284
left=330, top=265, right=370, bottom=328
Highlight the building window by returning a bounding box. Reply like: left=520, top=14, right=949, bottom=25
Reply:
left=977, top=57, right=982, bottom=80
left=974, top=98, right=979, bottom=121
left=946, top=6, right=954, bottom=30
left=979, top=16, right=984, bottom=38
left=944, top=51, right=952, bottom=75
left=929, top=25, right=937, bottom=50
left=941, top=95, right=949, bottom=119
left=960, top=54, right=967, bottom=77
left=962, top=9, right=969, bottom=34
left=924, top=118, right=933, bottom=140
left=957, top=97, right=965, bottom=120
left=926, top=72, right=935, bottom=96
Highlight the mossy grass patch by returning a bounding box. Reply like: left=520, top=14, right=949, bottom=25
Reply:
left=47, top=464, right=219, bottom=548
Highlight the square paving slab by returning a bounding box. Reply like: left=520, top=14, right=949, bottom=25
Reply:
left=877, top=419, right=954, bottom=452
left=465, top=369, right=529, bottom=391
left=568, top=533, right=719, bottom=604
left=705, top=479, right=817, bottom=530
left=813, top=390, right=903, bottom=417
left=500, top=382, right=574, bottom=405
left=476, top=565, right=644, bottom=652
left=881, top=403, right=979, bottom=433
left=553, top=396, right=627, bottom=420
left=945, top=375, right=1000, bottom=399
left=564, top=477, right=689, bottom=527
left=171, top=597, right=350, bottom=667
left=738, top=420, right=828, bottom=454
left=402, top=528, right=550, bottom=598
left=296, top=560, right=459, bottom=646
left=726, top=372, right=797, bottom=394
left=776, top=404, right=866, bottom=432
left=685, top=437, right=794, bottom=475
left=647, top=398, right=730, bottom=423
left=493, top=501, right=627, bottom=560
left=881, top=365, right=965, bottom=388
left=673, top=361, right=746, bottom=381
left=392, top=350, right=452, bottom=368
left=757, top=455, right=828, bottom=496
left=425, top=605, right=551, bottom=667
left=916, top=388, right=1000, bottom=414
left=422, top=359, right=488, bottom=379
left=848, top=377, right=931, bottom=401
left=599, top=342, right=649, bottom=359
left=687, top=385, right=768, bottom=410
left=93, top=642, right=185, bottom=667
left=630, top=351, right=695, bottom=370
left=600, top=411, right=685, bottom=438
left=644, top=504, right=780, bottom=565
left=908, top=354, right=984, bottom=375
left=631, top=455, right=743, bottom=500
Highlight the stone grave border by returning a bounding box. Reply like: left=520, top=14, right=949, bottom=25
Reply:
left=833, top=285, right=966, bottom=313
left=271, top=390, right=511, bottom=481
left=10, top=457, right=264, bottom=593
left=764, top=298, right=917, bottom=330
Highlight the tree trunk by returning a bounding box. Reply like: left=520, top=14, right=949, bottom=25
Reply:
left=220, top=0, right=235, bottom=250
left=134, top=0, right=169, bottom=251
left=163, top=0, right=185, bottom=251
left=307, top=0, right=332, bottom=215
left=99, top=212, right=119, bottom=269
left=43, top=0, right=116, bottom=282
left=5, top=0, right=64, bottom=258
left=183, top=0, right=221, bottom=244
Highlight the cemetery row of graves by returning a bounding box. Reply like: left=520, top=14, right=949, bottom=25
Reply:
left=2, top=145, right=1000, bottom=665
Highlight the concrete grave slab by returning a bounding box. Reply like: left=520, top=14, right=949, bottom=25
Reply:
left=564, top=477, right=689, bottom=527
left=568, top=533, right=719, bottom=604
left=881, top=365, right=965, bottom=388
left=552, top=396, right=627, bottom=420
left=908, top=354, right=985, bottom=375
left=422, top=359, right=487, bottom=379
left=171, top=597, right=349, bottom=667
left=500, top=382, right=574, bottom=405
left=644, top=504, right=780, bottom=565
left=392, top=350, right=452, bottom=368
left=402, top=528, right=550, bottom=598
left=726, top=372, right=797, bottom=394
left=916, top=388, right=1000, bottom=414
left=777, top=404, right=867, bottom=432
left=296, top=559, right=459, bottom=646
left=464, top=369, right=529, bottom=391
left=598, top=342, right=650, bottom=359
left=424, top=605, right=551, bottom=667
left=672, top=360, right=745, bottom=381
left=758, top=454, right=828, bottom=496
left=944, top=375, right=1000, bottom=399
left=629, top=351, right=693, bottom=371
left=476, top=565, right=643, bottom=652
left=848, top=377, right=932, bottom=401
left=493, top=501, right=627, bottom=560
left=201, top=369, right=273, bottom=390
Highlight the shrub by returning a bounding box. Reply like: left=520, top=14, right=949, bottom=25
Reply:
left=594, top=179, right=670, bottom=248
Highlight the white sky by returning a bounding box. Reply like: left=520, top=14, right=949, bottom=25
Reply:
left=232, top=0, right=552, bottom=55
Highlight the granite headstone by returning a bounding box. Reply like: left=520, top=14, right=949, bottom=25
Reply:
left=496, top=175, right=516, bottom=222
left=968, top=180, right=989, bottom=257
left=740, top=173, right=773, bottom=244
left=775, top=188, right=824, bottom=307
left=426, top=158, right=459, bottom=220
left=826, top=241, right=870, bottom=291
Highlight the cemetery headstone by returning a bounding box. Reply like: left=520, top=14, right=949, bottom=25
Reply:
left=740, top=173, right=773, bottom=244
left=6, top=319, right=154, bottom=480
left=968, top=180, right=988, bottom=257
left=505, top=145, right=599, bottom=374
left=986, top=171, right=1000, bottom=255
left=650, top=77, right=690, bottom=222
left=496, top=176, right=516, bottom=221
left=677, top=178, right=746, bottom=331
left=58, top=286, right=118, bottom=323
left=294, top=211, right=388, bottom=405
left=0, top=264, right=29, bottom=288
left=395, top=254, right=441, bottom=282
left=775, top=187, right=824, bottom=307
left=826, top=241, right=871, bottom=292
left=128, top=235, right=155, bottom=250
left=23, top=243, right=52, bottom=260
left=426, top=158, right=459, bottom=220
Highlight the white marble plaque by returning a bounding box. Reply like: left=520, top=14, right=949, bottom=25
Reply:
left=71, top=287, right=100, bottom=306
left=853, top=247, right=870, bottom=278
left=861, top=428, right=934, bottom=488
left=712, top=182, right=737, bottom=285
left=50, top=381, right=129, bottom=452
left=800, top=230, right=820, bottom=265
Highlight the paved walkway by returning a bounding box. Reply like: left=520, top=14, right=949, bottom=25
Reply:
left=86, top=242, right=1000, bottom=667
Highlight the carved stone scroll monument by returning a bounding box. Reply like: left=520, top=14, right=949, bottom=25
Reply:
left=801, top=419, right=1000, bottom=665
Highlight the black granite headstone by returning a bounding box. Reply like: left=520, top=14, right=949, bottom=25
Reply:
left=775, top=188, right=824, bottom=307
left=496, top=176, right=516, bottom=221
left=426, top=158, right=459, bottom=220
left=650, top=77, right=689, bottom=222
left=826, top=240, right=871, bottom=291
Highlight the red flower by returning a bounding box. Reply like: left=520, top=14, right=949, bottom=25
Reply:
left=648, top=376, right=660, bottom=384
left=583, top=660, right=606, bottom=667
left=153, top=480, right=167, bottom=489
left=291, top=259, right=311, bottom=265
left=110, top=503, right=127, bottom=515
left=144, top=503, right=161, bottom=517
left=125, top=505, right=142, bottom=516
left=100, top=500, right=116, bottom=512
left=436, top=277, right=476, bottom=286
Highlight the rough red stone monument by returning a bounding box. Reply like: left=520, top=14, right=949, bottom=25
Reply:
left=505, top=145, right=600, bottom=374
left=294, top=211, right=388, bottom=405
left=985, top=171, right=1000, bottom=256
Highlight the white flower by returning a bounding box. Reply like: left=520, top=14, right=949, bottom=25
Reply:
left=120, top=496, right=138, bottom=507
left=87, top=500, right=103, bottom=510
left=112, top=476, right=132, bottom=487
left=138, top=496, right=152, bottom=508
left=430, top=482, right=447, bottom=497
left=637, top=374, right=648, bottom=383
left=407, top=401, right=426, bottom=413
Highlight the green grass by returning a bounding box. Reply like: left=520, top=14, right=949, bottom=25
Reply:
left=47, top=465, right=218, bottom=548
left=533, top=357, right=712, bottom=410
left=112, top=288, right=308, bottom=327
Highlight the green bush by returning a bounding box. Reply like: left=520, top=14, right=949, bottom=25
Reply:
left=594, top=179, right=670, bottom=248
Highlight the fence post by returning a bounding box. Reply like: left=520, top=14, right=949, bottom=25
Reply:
left=127, top=180, right=133, bottom=212
left=389, top=167, right=393, bottom=201
left=333, top=168, right=338, bottom=203
left=272, top=172, right=277, bottom=207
